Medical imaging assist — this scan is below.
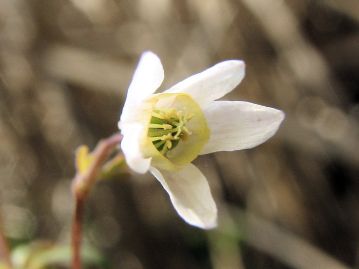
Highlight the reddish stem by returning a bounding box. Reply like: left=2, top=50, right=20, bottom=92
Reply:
left=0, top=221, right=12, bottom=269
left=71, top=196, right=85, bottom=269
left=71, top=133, right=122, bottom=269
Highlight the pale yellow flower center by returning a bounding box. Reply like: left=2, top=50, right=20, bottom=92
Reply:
left=141, top=93, right=210, bottom=171
left=148, top=108, right=193, bottom=156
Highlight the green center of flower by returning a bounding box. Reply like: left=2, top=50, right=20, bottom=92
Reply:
left=147, top=108, right=193, bottom=156
left=141, top=93, right=209, bottom=171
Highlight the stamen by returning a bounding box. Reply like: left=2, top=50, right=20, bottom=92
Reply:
left=148, top=127, right=179, bottom=137
left=148, top=123, right=173, bottom=130
left=148, top=107, right=193, bottom=156
left=154, top=140, right=166, bottom=148
left=166, top=140, right=172, bottom=149
left=160, top=146, right=167, bottom=155
left=183, top=126, right=192, bottom=135
left=151, top=111, right=166, bottom=119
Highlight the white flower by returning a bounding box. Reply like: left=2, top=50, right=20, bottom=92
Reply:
left=118, top=51, right=284, bottom=229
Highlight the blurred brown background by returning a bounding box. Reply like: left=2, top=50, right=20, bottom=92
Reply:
left=0, top=0, right=358, bottom=268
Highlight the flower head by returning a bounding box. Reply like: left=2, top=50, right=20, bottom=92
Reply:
left=118, top=52, right=284, bottom=229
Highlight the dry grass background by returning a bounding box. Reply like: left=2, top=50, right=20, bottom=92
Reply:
left=0, top=0, right=358, bottom=268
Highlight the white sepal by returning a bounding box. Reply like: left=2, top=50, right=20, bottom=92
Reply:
left=121, top=123, right=151, bottom=174
left=201, top=101, right=285, bottom=154
left=164, top=60, right=245, bottom=109
left=150, top=164, right=217, bottom=229
left=121, top=51, right=164, bottom=124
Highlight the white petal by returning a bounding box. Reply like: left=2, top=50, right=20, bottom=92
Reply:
left=121, top=51, right=164, bottom=123
left=150, top=164, right=217, bottom=229
left=201, top=101, right=285, bottom=154
left=120, top=123, right=151, bottom=173
left=164, top=60, right=245, bottom=108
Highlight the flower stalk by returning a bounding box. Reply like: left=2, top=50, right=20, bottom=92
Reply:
left=0, top=215, right=12, bottom=269
left=71, top=196, right=84, bottom=269
left=71, top=133, right=123, bottom=269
